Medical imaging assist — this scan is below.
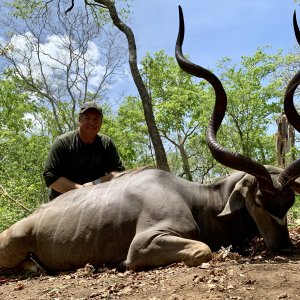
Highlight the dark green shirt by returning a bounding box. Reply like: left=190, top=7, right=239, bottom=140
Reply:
left=43, top=130, right=125, bottom=200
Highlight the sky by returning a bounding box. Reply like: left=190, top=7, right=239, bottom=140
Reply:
left=1, top=0, right=298, bottom=109
left=115, top=0, right=298, bottom=97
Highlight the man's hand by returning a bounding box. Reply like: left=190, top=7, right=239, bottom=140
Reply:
left=82, top=182, right=94, bottom=187
left=82, top=172, right=121, bottom=188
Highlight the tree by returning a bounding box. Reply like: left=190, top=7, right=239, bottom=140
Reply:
left=0, top=76, right=50, bottom=230
left=140, top=51, right=214, bottom=180
left=3, top=0, right=170, bottom=172
left=139, top=49, right=286, bottom=180
left=86, top=0, right=170, bottom=172
left=216, top=48, right=283, bottom=165
left=0, top=0, right=128, bottom=136
left=112, top=48, right=286, bottom=182
left=109, top=96, right=157, bottom=168
left=276, top=112, right=296, bottom=167
left=111, top=51, right=227, bottom=181
left=272, top=48, right=300, bottom=165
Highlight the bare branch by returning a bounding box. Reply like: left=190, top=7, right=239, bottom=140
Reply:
left=0, top=185, right=31, bottom=212
left=0, top=0, right=127, bottom=133
left=65, top=0, right=74, bottom=14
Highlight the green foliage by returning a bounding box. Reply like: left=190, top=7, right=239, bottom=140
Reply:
left=133, top=49, right=285, bottom=180
left=141, top=51, right=210, bottom=132
left=90, top=0, right=132, bottom=26
left=1, top=1, right=300, bottom=229
left=139, top=51, right=214, bottom=179
left=6, top=0, right=45, bottom=19
left=0, top=76, right=51, bottom=231
left=217, top=48, right=283, bottom=164
left=1, top=0, right=128, bottom=137
left=0, top=0, right=128, bottom=229
left=103, top=96, right=155, bottom=169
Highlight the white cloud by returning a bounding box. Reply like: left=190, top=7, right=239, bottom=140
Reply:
left=3, top=32, right=108, bottom=97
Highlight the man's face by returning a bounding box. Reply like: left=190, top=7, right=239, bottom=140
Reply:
left=79, top=109, right=102, bottom=136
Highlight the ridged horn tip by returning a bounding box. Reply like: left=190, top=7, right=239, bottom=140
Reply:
left=293, top=10, right=300, bottom=46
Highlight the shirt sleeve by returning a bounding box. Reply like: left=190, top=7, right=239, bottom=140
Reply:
left=105, top=138, right=125, bottom=173
left=43, top=137, right=69, bottom=187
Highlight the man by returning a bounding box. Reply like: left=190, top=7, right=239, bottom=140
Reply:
left=43, top=101, right=125, bottom=200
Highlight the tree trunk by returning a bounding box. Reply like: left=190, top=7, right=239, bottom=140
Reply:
left=289, top=123, right=296, bottom=162
left=177, top=132, right=193, bottom=181
left=276, top=112, right=295, bottom=167
left=94, top=0, right=170, bottom=171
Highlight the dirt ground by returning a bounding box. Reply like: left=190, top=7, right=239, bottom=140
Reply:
left=1, top=229, right=300, bottom=300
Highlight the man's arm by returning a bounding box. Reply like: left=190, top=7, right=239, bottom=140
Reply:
left=50, top=177, right=83, bottom=193
left=43, top=136, right=77, bottom=193
left=82, top=171, right=122, bottom=187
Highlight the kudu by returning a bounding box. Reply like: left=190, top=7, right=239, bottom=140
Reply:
left=0, top=6, right=299, bottom=274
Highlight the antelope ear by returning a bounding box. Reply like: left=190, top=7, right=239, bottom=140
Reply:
left=292, top=177, right=300, bottom=194
left=218, top=174, right=252, bottom=217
